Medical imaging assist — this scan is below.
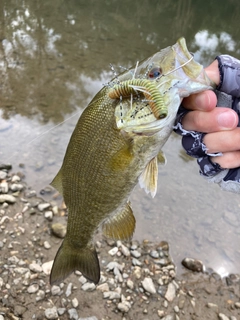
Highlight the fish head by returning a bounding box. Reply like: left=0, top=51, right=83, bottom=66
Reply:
left=109, top=37, right=215, bottom=135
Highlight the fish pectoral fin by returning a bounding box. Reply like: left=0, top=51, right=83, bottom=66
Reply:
left=50, top=239, right=100, bottom=285
left=102, top=202, right=135, bottom=241
left=51, top=167, right=63, bottom=195
left=157, top=151, right=167, bottom=165
left=138, top=156, right=158, bottom=198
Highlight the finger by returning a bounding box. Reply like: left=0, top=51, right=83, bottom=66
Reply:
left=210, top=151, right=240, bottom=169
left=182, top=90, right=217, bottom=111
left=182, top=108, right=238, bottom=132
left=203, top=128, right=240, bottom=153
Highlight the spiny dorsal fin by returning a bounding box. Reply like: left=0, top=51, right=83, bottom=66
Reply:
left=102, top=202, right=135, bottom=241
left=50, top=239, right=100, bottom=285
left=138, top=156, right=158, bottom=198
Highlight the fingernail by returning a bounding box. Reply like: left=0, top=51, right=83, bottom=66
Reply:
left=217, top=110, right=238, bottom=129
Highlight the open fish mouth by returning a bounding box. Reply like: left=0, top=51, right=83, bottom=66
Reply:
left=109, top=37, right=214, bottom=135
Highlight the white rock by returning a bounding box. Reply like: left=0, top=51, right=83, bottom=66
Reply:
left=14, top=267, right=29, bottom=274
left=51, top=285, right=61, bottom=295
left=218, top=314, right=230, bottom=320
left=29, top=263, right=42, bottom=273
left=103, top=291, right=121, bottom=300
left=27, top=284, right=39, bottom=293
left=8, top=255, right=19, bottom=264
left=117, top=301, right=131, bottom=312
left=81, top=282, right=96, bottom=292
left=12, top=175, right=21, bottom=182
left=38, top=202, right=51, bottom=211
left=141, top=277, right=156, bottom=294
left=0, top=194, right=16, bottom=203
left=68, top=308, right=78, bottom=319
left=165, top=282, right=176, bottom=302
left=97, top=283, right=109, bottom=292
left=66, top=282, right=73, bottom=296
left=45, top=307, right=58, bottom=319
left=108, top=247, right=118, bottom=256
left=42, top=260, right=53, bottom=275
left=44, top=210, right=53, bottom=221
left=72, top=297, right=79, bottom=308
left=44, top=241, right=51, bottom=249
left=127, top=279, right=134, bottom=290
left=131, top=250, right=141, bottom=258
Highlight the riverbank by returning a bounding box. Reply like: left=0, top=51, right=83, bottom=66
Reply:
left=0, top=166, right=239, bottom=320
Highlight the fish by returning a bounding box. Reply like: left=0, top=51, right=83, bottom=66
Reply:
left=50, top=37, right=215, bottom=285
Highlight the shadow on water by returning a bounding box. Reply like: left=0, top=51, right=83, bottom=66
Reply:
left=1, top=0, right=240, bottom=276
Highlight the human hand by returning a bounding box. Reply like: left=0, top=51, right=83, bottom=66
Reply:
left=182, top=60, right=239, bottom=169
left=174, top=55, right=240, bottom=192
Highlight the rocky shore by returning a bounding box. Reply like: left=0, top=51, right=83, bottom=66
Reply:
left=0, top=165, right=240, bottom=320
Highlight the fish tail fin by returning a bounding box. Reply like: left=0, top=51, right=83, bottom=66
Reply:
left=50, top=238, right=100, bottom=285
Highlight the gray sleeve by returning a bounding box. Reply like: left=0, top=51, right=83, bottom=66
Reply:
left=216, top=55, right=240, bottom=98
left=173, top=54, right=240, bottom=193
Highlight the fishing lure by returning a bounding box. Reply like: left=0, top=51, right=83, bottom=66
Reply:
left=108, top=78, right=167, bottom=119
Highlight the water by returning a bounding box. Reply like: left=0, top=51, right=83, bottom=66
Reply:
left=1, top=0, right=240, bottom=276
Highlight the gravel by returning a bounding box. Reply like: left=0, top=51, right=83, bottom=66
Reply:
left=0, top=166, right=240, bottom=320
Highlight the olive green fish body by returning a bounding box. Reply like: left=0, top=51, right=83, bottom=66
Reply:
left=50, top=38, right=215, bottom=285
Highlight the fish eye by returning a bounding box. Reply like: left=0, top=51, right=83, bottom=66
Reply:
left=148, top=67, right=162, bottom=79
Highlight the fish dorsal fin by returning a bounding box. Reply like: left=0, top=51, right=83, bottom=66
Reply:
left=157, top=151, right=167, bottom=165
left=51, top=167, right=63, bottom=195
left=102, top=202, right=135, bottom=241
left=138, top=156, right=158, bottom=198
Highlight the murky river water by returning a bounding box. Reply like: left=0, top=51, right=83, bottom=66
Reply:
left=1, top=0, right=240, bottom=276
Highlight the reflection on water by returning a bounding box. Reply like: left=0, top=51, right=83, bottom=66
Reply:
left=1, top=0, right=240, bottom=276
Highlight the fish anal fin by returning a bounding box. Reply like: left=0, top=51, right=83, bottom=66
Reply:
left=139, top=157, right=158, bottom=198
left=51, top=168, right=63, bottom=195
left=50, top=238, right=100, bottom=285
left=102, top=202, right=135, bottom=241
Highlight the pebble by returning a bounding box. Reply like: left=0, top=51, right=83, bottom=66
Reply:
left=141, top=277, right=156, bottom=294
left=66, top=283, right=73, bottom=297
left=103, top=291, right=121, bottom=299
left=44, top=210, right=53, bottom=221
left=27, top=283, right=39, bottom=293
left=68, top=308, right=78, bottom=319
left=97, top=283, right=109, bottom=292
left=182, top=257, right=204, bottom=272
left=10, top=183, right=24, bottom=192
left=108, top=246, right=118, bottom=256
left=29, top=263, right=42, bottom=273
left=44, top=240, right=51, bottom=249
left=0, top=182, right=8, bottom=193
left=165, top=282, right=176, bottom=302
left=51, top=285, right=61, bottom=295
left=218, top=314, right=230, bottom=320
left=42, top=260, right=53, bottom=275
left=118, top=301, right=131, bottom=312
left=0, top=170, right=7, bottom=180
left=0, top=194, right=16, bottom=203
left=51, top=223, right=67, bottom=238
left=11, top=175, right=20, bottom=182
left=150, top=250, right=159, bottom=258
left=81, top=282, right=96, bottom=292
left=72, top=297, right=79, bottom=308
left=131, top=249, right=141, bottom=258
left=45, top=307, right=58, bottom=319
left=38, top=202, right=51, bottom=211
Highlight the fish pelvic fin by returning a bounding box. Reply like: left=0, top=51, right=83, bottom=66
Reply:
left=50, top=238, right=100, bottom=285
left=139, top=156, right=158, bottom=198
left=50, top=167, right=63, bottom=195
left=102, top=202, right=135, bottom=241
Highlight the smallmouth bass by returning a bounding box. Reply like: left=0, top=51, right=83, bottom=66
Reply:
left=50, top=38, right=214, bottom=285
